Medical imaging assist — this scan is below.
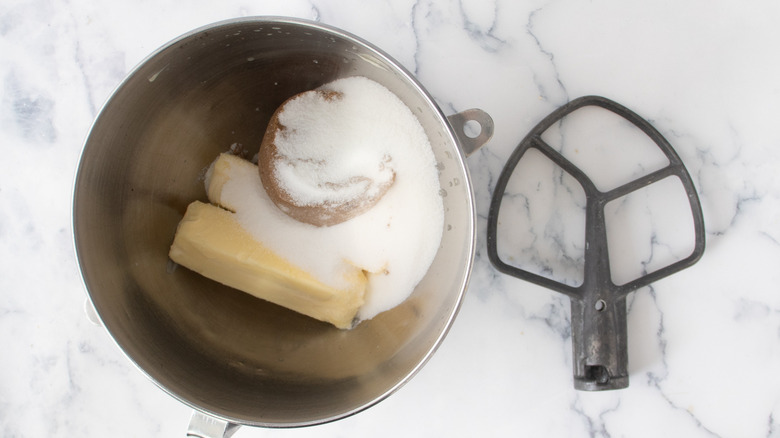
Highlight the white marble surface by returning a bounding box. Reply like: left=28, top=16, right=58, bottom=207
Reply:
left=2, top=0, right=780, bottom=436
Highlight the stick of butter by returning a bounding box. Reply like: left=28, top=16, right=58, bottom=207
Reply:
left=169, top=156, right=368, bottom=328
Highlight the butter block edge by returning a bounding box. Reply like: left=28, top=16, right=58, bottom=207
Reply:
left=169, top=201, right=366, bottom=329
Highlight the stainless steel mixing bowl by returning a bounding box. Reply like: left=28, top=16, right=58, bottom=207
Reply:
left=73, top=17, right=492, bottom=434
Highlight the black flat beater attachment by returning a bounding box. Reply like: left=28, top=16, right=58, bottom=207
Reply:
left=487, top=96, right=705, bottom=390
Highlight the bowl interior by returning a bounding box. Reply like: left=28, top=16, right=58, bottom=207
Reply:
left=74, top=18, right=474, bottom=427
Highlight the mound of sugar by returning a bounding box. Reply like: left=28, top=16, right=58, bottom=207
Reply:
left=219, top=76, right=443, bottom=321
left=272, top=87, right=396, bottom=207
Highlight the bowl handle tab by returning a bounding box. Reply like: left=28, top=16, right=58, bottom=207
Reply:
left=447, top=109, right=494, bottom=157
left=187, top=411, right=240, bottom=438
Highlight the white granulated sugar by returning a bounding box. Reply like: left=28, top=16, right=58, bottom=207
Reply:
left=219, top=76, right=443, bottom=322
left=273, top=77, right=403, bottom=207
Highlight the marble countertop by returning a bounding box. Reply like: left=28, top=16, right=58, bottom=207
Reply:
left=2, top=0, right=779, bottom=436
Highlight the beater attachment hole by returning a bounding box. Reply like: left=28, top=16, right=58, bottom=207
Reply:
left=585, top=365, right=610, bottom=385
